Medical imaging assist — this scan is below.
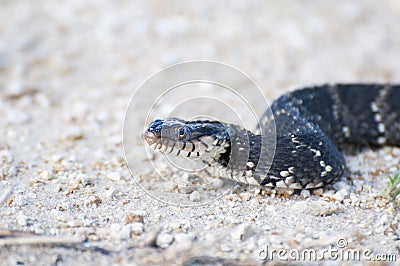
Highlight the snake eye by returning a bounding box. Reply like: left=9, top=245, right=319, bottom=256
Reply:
left=178, top=127, right=187, bottom=140
left=178, top=126, right=192, bottom=140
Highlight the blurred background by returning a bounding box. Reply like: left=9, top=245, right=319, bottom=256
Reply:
left=1, top=0, right=399, bottom=163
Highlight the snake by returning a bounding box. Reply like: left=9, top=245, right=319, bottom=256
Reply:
left=144, top=84, right=400, bottom=189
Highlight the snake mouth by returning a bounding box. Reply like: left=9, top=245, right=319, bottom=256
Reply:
left=143, top=130, right=214, bottom=158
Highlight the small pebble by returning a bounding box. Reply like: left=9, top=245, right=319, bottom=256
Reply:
left=352, top=180, right=364, bottom=193
left=211, top=178, right=224, bottom=189
left=312, top=188, right=324, bottom=196
left=125, top=213, right=144, bottom=224
left=178, top=184, right=193, bottom=194
left=38, top=170, right=52, bottom=180
left=17, top=214, right=28, bottom=226
left=173, top=233, right=191, bottom=248
left=239, top=192, right=252, bottom=201
left=110, top=223, right=132, bottom=240
left=105, top=189, right=118, bottom=199
left=343, top=199, right=351, bottom=205
left=300, top=190, right=311, bottom=198
left=350, top=193, right=361, bottom=206
left=75, top=173, right=90, bottom=185
left=88, top=195, right=102, bottom=206
left=332, top=189, right=349, bottom=202
left=189, top=191, right=200, bottom=202
left=49, top=228, right=58, bottom=235
left=33, top=225, right=44, bottom=234
left=156, top=233, right=174, bottom=248
left=106, top=172, right=121, bottom=182
left=131, top=222, right=144, bottom=235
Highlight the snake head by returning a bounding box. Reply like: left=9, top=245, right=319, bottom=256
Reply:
left=143, top=117, right=231, bottom=159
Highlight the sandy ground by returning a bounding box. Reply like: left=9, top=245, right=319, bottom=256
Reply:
left=1, top=1, right=400, bottom=265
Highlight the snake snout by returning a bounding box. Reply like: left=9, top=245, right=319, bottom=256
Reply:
left=143, top=131, right=159, bottom=146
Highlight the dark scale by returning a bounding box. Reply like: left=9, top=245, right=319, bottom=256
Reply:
left=144, top=84, right=400, bottom=189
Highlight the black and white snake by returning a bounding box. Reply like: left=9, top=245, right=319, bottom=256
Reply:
left=144, top=84, right=400, bottom=189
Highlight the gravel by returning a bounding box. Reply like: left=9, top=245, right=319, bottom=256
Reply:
left=1, top=1, right=400, bottom=265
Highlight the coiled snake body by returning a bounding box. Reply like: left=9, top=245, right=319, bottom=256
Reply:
left=144, top=84, right=400, bottom=189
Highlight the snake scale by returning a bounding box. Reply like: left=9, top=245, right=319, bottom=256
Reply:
left=144, top=84, right=400, bottom=189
